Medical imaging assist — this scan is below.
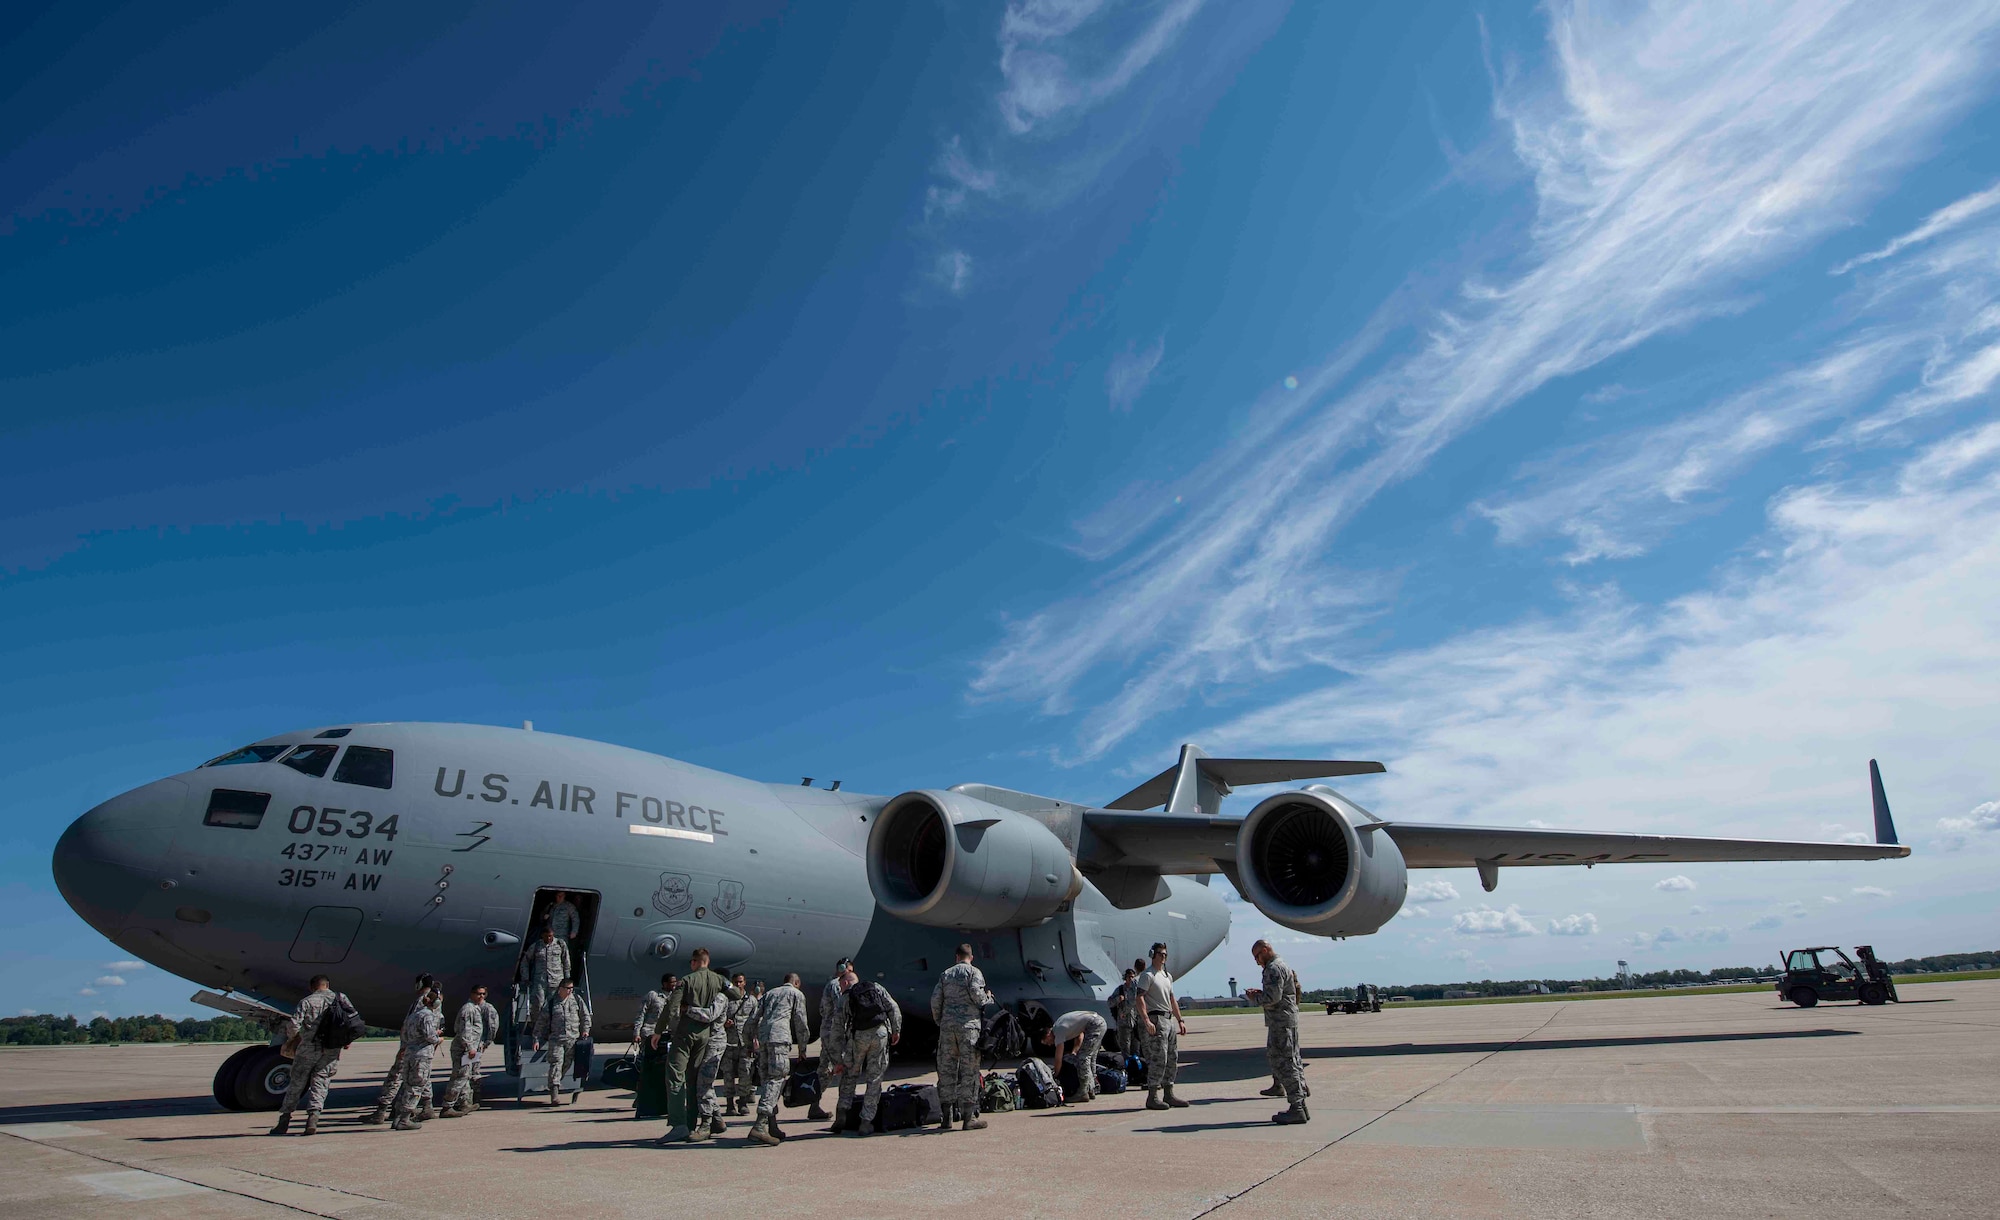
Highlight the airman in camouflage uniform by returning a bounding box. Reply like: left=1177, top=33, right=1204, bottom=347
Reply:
left=748, top=972, right=810, bottom=1146
left=525, top=927, right=570, bottom=1029
left=807, top=959, right=850, bottom=1122
left=441, top=985, right=495, bottom=1116
left=534, top=977, right=592, bottom=1106
left=930, top=943, right=991, bottom=1131
left=718, top=973, right=760, bottom=1115
left=545, top=891, right=582, bottom=944
left=363, top=975, right=441, bottom=1124
left=1136, top=943, right=1188, bottom=1110
left=390, top=985, right=445, bottom=1131
left=829, top=965, right=902, bottom=1136
left=1114, top=964, right=1142, bottom=1055
left=632, top=974, right=677, bottom=1120
left=269, top=974, right=341, bottom=1136
left=1043, top=1009, right=1108, bottom=1102
left=1248, top=939, right=1308, bottom=1124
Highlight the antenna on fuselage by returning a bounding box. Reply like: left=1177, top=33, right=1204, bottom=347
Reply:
left=523, top=721, right=533, bottom=731
left=828, top=780, right=842, bottom=791
left=801, top=777, right=814, bottom=786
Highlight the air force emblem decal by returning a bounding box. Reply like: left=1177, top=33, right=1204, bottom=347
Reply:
left=653, top=872, right=692, bottom=918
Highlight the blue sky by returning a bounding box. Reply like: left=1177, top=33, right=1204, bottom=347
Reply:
left=6, top=2, right=1999, bottom=1017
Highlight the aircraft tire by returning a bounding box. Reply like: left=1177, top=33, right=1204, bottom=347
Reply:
left=1789, top=987, right=1819, bottom=1009
left=212, top=1045, right=262, bottom=1111
left=1859, top=982, right=1888, bottom=1007
left=232, top=1046, right=291, bottom=1111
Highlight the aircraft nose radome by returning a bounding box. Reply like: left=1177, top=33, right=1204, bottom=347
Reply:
left=52, top=780, right=184, bottom=933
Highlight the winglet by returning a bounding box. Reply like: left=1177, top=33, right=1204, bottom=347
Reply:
left=1869, top=759, right=1899, bottom=846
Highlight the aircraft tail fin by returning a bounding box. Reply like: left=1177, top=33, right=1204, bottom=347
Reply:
left=1869, top=759, right=1899, bottom=846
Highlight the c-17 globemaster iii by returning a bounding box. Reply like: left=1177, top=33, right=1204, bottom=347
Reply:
left=51, top=723, right=1907, bottom=1109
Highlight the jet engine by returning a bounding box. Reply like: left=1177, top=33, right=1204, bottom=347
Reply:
left=1235, top=789, right=1406, bottom=936
left=867, top=789, right=1084, bottom=929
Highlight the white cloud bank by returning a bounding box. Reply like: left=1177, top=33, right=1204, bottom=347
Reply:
left=1548, top=913, right=1598, bottom=936
left=1453, top=905, right=1539, bottom=937
left=1409, top=879, right=1461, bottom=903
left=1655, top=875, right=1696, bottom=893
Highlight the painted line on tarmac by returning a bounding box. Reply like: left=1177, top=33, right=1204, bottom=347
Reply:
left=1186, top=1003, right=1575, bottom=1220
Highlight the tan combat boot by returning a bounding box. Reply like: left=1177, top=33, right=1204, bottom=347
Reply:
left=748, top=1114, right=780, bottom=1146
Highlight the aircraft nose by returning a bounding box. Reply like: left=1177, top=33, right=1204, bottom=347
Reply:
left=53, top=779, right=187, bottom=934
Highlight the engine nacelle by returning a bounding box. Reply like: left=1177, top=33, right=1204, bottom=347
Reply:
left=1235, top=789, right=1407, bottom=937
left=867, top=789, right=1083, bottom=929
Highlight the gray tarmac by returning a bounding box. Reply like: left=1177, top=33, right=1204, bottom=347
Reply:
left=2, top=980, right=1995, bottom=1219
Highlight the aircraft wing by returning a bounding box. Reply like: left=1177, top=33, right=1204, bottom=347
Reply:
left=1379, top=822, right=1910, bottom=867
left=1079, top=812, right=1908, bottom=871
left=1077, top=750, right=1910, bottom=905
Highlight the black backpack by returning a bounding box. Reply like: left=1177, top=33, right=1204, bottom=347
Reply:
left=980, top=1009, right=1029, bottom=1061
left=847, top=982, right=891, bottom=1028
left=313, top=993, right=368, bottom=1051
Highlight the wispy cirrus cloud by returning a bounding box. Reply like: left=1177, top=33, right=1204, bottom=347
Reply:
left=920, top=1, right=1281, bottom=290
left=973, top=1, right=2000, bottom=756
left=1106, top=335, right=1166, bottom=411
left=1832, top=180, right=2000, bottom=274
left=1478, top=340, right=1908, bottom=563
left=1194, top=420, right=2000, bottom=847
left=996, top=0, right=1209, bottom=136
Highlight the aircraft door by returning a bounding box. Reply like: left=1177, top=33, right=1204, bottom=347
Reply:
left=501, top=888, right=602, bottom=1073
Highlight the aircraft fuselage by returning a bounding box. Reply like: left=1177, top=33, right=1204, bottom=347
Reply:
left=53, top=722, right=1228, bottom=1037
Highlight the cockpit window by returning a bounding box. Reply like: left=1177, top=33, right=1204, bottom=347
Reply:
left=201, top=744, right=287, bottom=768
left=204, top=789, right=271, bottom=829
left=315, top=728, right=352, bottom=739
left=280, top=744, right=339, bottom=778
left=332, top=746, right=393, bottom=790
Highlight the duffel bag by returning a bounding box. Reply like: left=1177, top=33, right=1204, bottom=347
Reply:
left=599, top=1053, right=639, bottom=1089
left=875, top=1082, right=941, bottom=1131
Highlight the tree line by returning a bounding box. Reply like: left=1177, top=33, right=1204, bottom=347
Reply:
left=1, top=1012, right=395, bottom=1046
